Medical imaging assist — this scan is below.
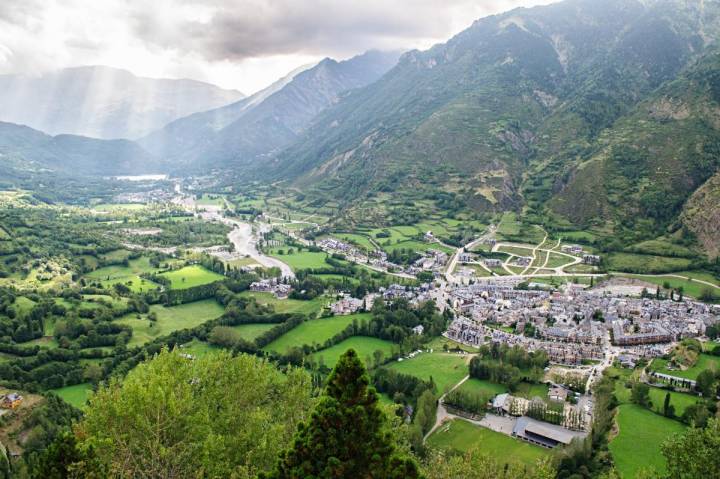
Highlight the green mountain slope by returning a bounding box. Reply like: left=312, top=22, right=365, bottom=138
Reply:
left=261, top=0, right=720, bottom=254
left=0, top=121, right=160, bottom=177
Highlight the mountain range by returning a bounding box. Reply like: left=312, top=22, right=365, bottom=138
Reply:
left=0, top=66, right=245, bottom=139
left=0, top=0, right=719, bottom=257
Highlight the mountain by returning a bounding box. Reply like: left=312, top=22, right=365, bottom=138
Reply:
left=140, top=50, right=400, bottom=170
left=139, top=63, right=315, bottom=161
left=0, top=121, right=159, bottom=177
left=0, top=66, right=244, bottom=140
left=265, top=0, right=720, bottom=250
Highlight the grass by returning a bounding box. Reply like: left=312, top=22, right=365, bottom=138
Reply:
left=649, top=354, right=720, bottom=380
left=609, top=404, right=686, bottom=478
left=606, top=253, right=693, bottom=274
left=177, top=339, right=219, bottom=357
left=458, top=378, right=507, bottom=396
left=383, top=240, right=454, bottom=255
left=427, top=419, right=549, bottom=467
left=238, top=291, right=327, bottom=316
left=311, top=336, right=395, bottom=368
left=13, top=296, right=36, bottom=316
left=647, top=388, right=701, bottom=418
left=334, top=233, right=376, bottom=251
left=387, top=352, right=468, bottom=393
left=51, top=383, right=93, bottom=409
left=158, top=265, right=225, bottom=289
left=230, top=323, right=278, bottom=341
left=269, top=250, right=330, bottom=270
left=262, top=313, right=371, bottom=354
left=93, top=203, right=146, bottom=211
left=622, top=274, right=719, bottom=300
left=117, top=299, right=225, bottom=347
left=86, top=256, right=162, bottom=292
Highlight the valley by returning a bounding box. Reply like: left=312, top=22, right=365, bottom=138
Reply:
left=1, top=0, right=720, bottom=477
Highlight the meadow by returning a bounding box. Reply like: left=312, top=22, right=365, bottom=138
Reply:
left=427, top=419, right=549, bottom=467
left=623, top=274, right=720, bottom=300
left=238, top=291, right=327, bottom=316
left=269, top=250, right=330, bottom=270
left=649, top=354, right=720, bottom=380
left=609, top=404, right=685, bottom=478
left=311, top=336, right=395, bottom=368
left=262, top=313, right=371, bottom=354
left=117, top=299, right=225, bottom=346
left=605, top=253, right=693, bottom=274
left=230, top=323, right=278, bottom=341
left=387, top=352, right=468, bottom=393
left=158, top=265, right=225, bottom=289
left=51, top=383, right=93, bottom=409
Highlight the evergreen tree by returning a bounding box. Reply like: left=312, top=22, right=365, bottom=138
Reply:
left=266, top=349, right=421, bottom=479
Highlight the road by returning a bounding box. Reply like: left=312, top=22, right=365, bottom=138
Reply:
left=445, top=225, right=496, bottom=284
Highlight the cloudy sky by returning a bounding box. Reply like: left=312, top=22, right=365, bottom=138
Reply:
left=0, top=0, right=557, bottom=95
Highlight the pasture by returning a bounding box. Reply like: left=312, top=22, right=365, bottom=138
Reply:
left=311, top=336, right=395, bottom=368
left=269, top=250, right=330, bottom=270
left=239, top=291, right=327, bottom=316
left=427, top=419, right=549, bottom=467
left=230, top=323, right=277, bottom=341
left=609, top=404, right=685, bottom=478
left=51, top=383, right=93, bottom=409
left=387, top=352, right=468, bottom=393
left=262, top=313, right=371, bottom=354
left=649, top=354, right=720, bottom=380
left=158, top=265, right=225, bottom=289
left=117, top=299, right=225, bottom=346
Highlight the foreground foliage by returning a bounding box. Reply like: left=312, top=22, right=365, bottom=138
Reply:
left=72, top=350, right=312, bottom=478
left=265, top=349, right=420, bottom=478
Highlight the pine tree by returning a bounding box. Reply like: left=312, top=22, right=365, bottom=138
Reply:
left=266, top=349, right=421, bottom=479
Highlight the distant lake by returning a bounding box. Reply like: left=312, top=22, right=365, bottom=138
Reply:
left=113, top=174, right=169, bottom=181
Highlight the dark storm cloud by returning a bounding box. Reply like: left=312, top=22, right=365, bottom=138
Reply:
left=129, top=0, right=543, bottom=61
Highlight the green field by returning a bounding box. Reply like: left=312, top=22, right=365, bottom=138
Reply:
left=647, top=388, right=701, bottom=418
left=428, top=419, right=549, bottom=467
left=333, top=233, right=376, bottom=251
left=51, top=383, right=93, bottom=409
left=262, top=313, right=371, bottom=354
left=158, top=265, right=225, bottom=289
left=86, top=256, right=161, bottom=292
left=649, top=354, right=720, bottom=380
left=606, top=253, right=693, bottom=274
left=458, top=378, right=507, bottom=396
left=117, top=299, right=225, bottom=346
left=196, top=193, right=227, bottom=207
left=92, top=203, right=146, bottom=211
left=177, top=339, right=219, bottom=357
left=311, top=336, right=395, bottom=368
left=269, top=250, right=330, bottom=270
left=230, top=323, right=277, bottom=341
left=238, top=291, right=327, bottom=316
left=623, top=274, right=720, bottom=300
left=387, top=352, right=468, bottom=393
left=609, top=404, right=686, bottom=478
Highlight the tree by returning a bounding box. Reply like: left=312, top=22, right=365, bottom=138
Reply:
left=414, top=389, right=437, bottom=435
left=266, top=349, right=420, bottom=478
left=631, top=382, right=651, bottom=408
left=76, top=349, right=312, bottom=478
left=661, top=418, right=720, bottom=479
left=662, top=392, right=674, bottom=418
left=695, top=369, right=716, bottom=398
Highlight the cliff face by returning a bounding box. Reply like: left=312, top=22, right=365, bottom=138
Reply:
left=682, top=171, right=720, bottom=259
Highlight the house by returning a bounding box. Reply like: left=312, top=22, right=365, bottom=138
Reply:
left=459, top=253, right=473, bottom=263
left=483, top=258, right=503, bottom=268
left=561, top=245, right=583, bottom=255
left=1, top=393, right=23, bottom=409
left=412, top=325, right=425, bottom=335
left=582, top=254, right=601, bottom=265
left=513, top=256, right=533, bottom=266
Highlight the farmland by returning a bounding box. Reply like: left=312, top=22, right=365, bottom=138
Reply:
left=387, top=352, right=468, bottom=393
left=311, top=336, right=395, bottom=368
left=117, top=299, right=225, bottom=346
left=649, top=354, right=720, bottom=380
left=51, top=383, right=93, bottom=409
left=427, top=419, right=549, bottom=467
left=609, top=404, right=686, bottom=478
left=238, top=291, right=327, bottom=316
left=262, top=313, right=371, bottom=354
left=230, top=323, right=277, bottom=341
left=158, top=265, right=225, bottom=289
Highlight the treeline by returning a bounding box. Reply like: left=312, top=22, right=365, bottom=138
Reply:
left=469, top=343, right=548, bottom=391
